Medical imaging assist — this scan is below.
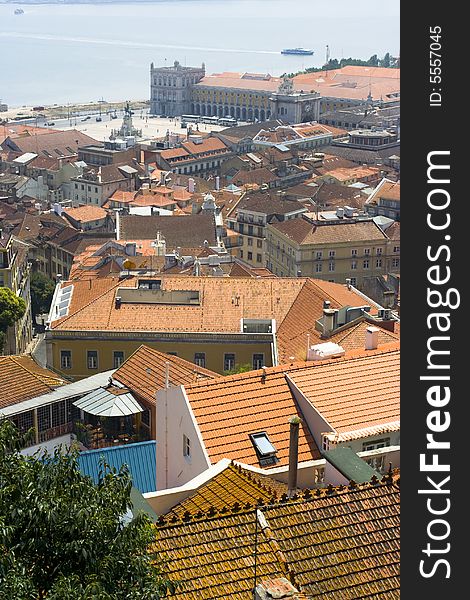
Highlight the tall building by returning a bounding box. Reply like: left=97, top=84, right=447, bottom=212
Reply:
left=150, top=60, right=206, bottom=117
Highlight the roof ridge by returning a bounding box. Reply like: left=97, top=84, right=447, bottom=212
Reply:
left=156, top=474, right=399, bottom=528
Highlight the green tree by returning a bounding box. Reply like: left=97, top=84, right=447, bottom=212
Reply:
left=30, top=272, right=55, bottom=319
left=0, top=288, right=26, bottom=352
left=381, top=52, right=391, bottom=68
left=0, top=419, right=175, bottom=599
left=223, top=363, right=252, bottom=376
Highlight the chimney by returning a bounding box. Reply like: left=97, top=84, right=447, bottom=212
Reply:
left=322, top=308, right=337, bottom=336
left=287, top=416, right=300, bottom=498
left=215, top=176, right=220, bottom=191
left=365, top=326, right=380, bottom=350
left=115, top=296, right=122, bottom=309
left=188, top=178, right=195, bottom=193
left=125, top=242, right=136, bottom=256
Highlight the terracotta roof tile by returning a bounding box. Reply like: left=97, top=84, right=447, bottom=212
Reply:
left=63, top=206, right=108, bottom=223
left=50, top=276, right=306, bottom=333
left=154, top=478, right=400, bottom=599
left=288, top=345, right=400, bottom=440
left=185, top=362, right=322, bottom=468
left=271, top=217, right=388, bottom=245
left=0, top=355, right=66, bottom=409
left=118, top=213, right=217, bottom=246
left=113, top=345, right=219, bottom=405
left=166, top=463, right=287, bottom=519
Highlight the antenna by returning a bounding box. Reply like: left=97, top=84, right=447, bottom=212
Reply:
left=325, top=44, right=330, bottom=65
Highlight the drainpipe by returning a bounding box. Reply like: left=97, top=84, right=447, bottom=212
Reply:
left=287, top=415, right=301, bottom=498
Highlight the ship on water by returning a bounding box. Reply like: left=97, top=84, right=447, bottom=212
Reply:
left=281, top=47, right=314, bottom=56
left=14, top=8, right=25, bottom=15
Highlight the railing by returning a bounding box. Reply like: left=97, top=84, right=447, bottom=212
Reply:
left=38, top=422, right=73, bottom=444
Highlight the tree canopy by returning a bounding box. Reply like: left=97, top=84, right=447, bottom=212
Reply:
left=0, top=288, right=26, bottom=352
left=0, top=420, right=175, bottom=599
left=30, top=272, right=56, bottom=319
left=0, top=287, right=26, bottom=332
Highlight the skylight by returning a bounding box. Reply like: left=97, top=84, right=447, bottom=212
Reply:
left=249, top=432, right=278, bottom=466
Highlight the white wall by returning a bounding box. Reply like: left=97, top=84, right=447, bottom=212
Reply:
left=156, top=385, right=211, bottom=490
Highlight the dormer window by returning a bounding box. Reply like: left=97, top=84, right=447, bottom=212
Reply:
left=249, top=432, right=278, bottom=466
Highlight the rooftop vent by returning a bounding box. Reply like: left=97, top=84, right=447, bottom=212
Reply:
left=307, top=342, right=345, bottom=361
left=249, top=432, right=278, bottom=467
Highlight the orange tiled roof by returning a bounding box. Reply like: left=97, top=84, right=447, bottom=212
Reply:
left=323, top=165, right=380, bottom=181
left=108, top=190, right=138, bottom=203
left=154, top=477, right=400, bottom=599
left=328, top=319, right=399, bottom=351
left=184, top=361, right=322, bottom=468
left=271, top=217, right=388, bottom=245
left=276, top=279, right=381, bottom=362
left=63, top=205, right=108, bottom=223
left=50, top=276, right=306, bottom=333
left=113, top=345, right=219, bottom=405
left=0, top=355, right=66, bottom=409
left=288, top=344, right=400, bottom=440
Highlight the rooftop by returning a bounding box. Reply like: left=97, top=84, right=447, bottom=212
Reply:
left=0, top=355, right=66, bottom=410
left=63, top=205, right=108, bottom=223
left=153, top=476, right=400, bottom=599
left=113, top=345, right=219, bottom=405
left=78, top=440, right=156, bottom=493
left=288, top=344, right=400, bottom=441
left=270, top=216, right=388, bottom=245
left=117, top=213, right=217, bottom=246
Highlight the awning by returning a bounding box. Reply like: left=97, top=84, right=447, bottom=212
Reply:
left=73, top=387, right=143, bottom=417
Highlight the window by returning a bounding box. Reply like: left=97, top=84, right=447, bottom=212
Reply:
left=350, top=277, right=357, bottom=286
left=376, top=258, right=383, bottom=268
left=351, top=260, right=357, bottom=270
left=194, top=352, right=206, bottom=368
left=113, top=351, right=124, bottom=369
left=167, top=351, right=178, bottom=356
left=257, top=239, right=263, bottom=248
left=393, top=246, right=400, bottom=253
left=247, top=238, right=253, bottom=246
left=224, top=353, right=235, bottom=371
left=248, top=225, right=254, bottom=235
left=142, top=409, right=150, bottom=427
left=376, top=247, right=383, bottom=255
left=249, top=431, right=278, bottom=466
left=60, top=350, right=71, bottom=370
left=364, top=248, right=370, bottom=255
left=351, top=249, right=358, bottom=256
left=256, top=254, right=262, bottom=263
left=322, top=436, right=330, bottom=452
left=247, top=251, right=253, bottom=260
left=363, top=438, right=390, bottom=451
left=87, top=350, right=98, bottom=369
left=257, top=227, right=263, bottom=237
left=240, top=250, right=244, bottom=258
left=315, top=263, right=322, bottom=272
left=315, top=251, right=323, bottom=260
left=363, top=259, right=370, bottom=269
left=253, top=353, right=264, bottom=369
left=392, top=258, right=400, bottom=268
left=328, top=262, right=335, bottom=272
left=183, top=434, right=191, bottom=458
left=328, top=250, right=336, bottom=258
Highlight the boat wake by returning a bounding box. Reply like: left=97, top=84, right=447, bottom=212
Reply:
left=0, top=32, right=279, bottom=55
